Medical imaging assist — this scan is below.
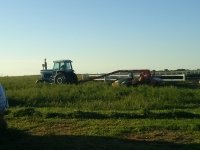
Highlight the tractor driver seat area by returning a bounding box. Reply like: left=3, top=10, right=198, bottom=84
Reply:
left=60, top=65, right=66, bottom=70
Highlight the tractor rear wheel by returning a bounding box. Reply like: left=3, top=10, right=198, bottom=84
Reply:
left=66, top=72, right=78, bottom=84
left=54, top=73, right=66, bottom=84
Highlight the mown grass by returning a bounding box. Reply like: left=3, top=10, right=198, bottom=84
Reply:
left=1, top=75, right=200, bottom=149
left=3, top=107, right=200, bottom=149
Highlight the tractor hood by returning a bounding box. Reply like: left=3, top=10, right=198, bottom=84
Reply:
left=40, top=69, right=54, bottom=81
left=40, top=69, right=53, bottom=73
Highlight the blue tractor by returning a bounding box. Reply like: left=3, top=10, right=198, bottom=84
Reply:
left=36, top=59, right=78, bottom=84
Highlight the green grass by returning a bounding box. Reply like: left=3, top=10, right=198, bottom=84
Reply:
left=3, top=107, right=200, bottom=149
left=1, top=76, right=200, bottom=110
left=1, top=75, right=200, bottom=149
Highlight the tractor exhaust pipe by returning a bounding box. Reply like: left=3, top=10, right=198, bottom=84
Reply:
left=42, top=58, right=47, bottom=70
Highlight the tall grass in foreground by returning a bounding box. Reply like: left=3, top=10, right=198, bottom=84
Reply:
left=1, top=76, right=200, bottom=111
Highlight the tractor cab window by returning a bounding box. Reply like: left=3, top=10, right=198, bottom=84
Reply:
left=53, top=62, right=60, bottom=70
left=60, top=62, right=66, bottom=70
left=53, top=61, right=73, bottom=71
left=61, top=62, right=72, bottom=70
left=65, top=62, right=72, bottom=70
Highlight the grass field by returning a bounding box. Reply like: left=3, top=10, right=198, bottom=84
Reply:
left=1, top=75, right=200, bottom=150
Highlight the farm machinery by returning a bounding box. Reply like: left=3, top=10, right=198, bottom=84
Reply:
left=36, top=59, right=159, bottom=86
left=36, top=59, right=78, bottom=84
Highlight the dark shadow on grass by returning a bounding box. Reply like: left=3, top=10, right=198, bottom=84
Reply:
left=46, top=111, right=107, bottom=119
left=7, top=98, right=26, bottom=107
left=160, top=82, right=200, bottom=89
left=45, top=110, right=200, bottom=120
left=0, top=128, right=200, bottom=150
left=146, top=111, right=200, bottom=119
left=12, top=107, right=42, bottom=117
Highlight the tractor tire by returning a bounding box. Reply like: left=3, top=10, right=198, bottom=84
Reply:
left=54, top=73, right=66, bottom=84
left=65, top=72, right=78, bottom=84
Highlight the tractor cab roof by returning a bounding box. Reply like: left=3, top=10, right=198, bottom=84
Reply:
left=53, top=59, right=72, bottom=63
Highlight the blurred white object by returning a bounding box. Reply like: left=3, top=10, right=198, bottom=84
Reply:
left=0, top=84, right=8, bottom=114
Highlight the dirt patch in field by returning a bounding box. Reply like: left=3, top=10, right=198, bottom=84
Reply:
left=28, top=121, right=198, bottom=144
left=124, top=131, right=194, bottom=144
left=29, top=121, right=80, bottom=136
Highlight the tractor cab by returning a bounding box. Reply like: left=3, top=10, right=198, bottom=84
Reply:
left=53, top=60, right=73, bottom=71
left=36, top=59, right=78, bottom=84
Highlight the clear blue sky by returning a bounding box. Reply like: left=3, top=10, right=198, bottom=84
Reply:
left=0, top=0, right=200, bottom=76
